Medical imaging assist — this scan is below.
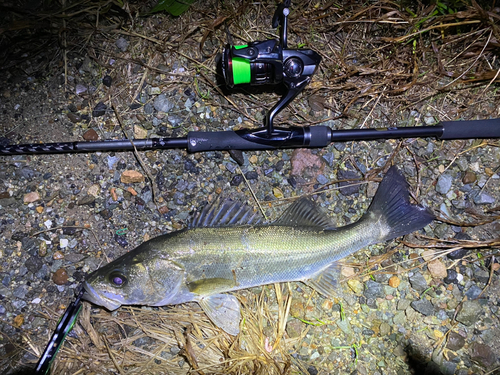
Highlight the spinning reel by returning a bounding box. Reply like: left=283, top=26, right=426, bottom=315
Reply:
left=221, top=0, right=321, bottom=136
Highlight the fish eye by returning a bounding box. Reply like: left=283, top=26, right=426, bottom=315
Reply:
left=109, top=271, right=127, bottom=287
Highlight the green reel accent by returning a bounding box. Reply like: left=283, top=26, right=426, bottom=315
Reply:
left=232, top=45, right=251, bottom=85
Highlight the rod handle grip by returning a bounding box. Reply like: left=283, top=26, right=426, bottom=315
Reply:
left=440, top=119, right=500, bottom=139
left=187, top=131, right=273, bottom=152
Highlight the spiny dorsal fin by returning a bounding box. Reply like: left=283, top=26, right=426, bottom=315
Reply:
left=274, top=198, right=336, bottom=230
left=190, top=199, right=261, bottom=228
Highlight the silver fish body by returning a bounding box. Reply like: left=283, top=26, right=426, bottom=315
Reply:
left=83, top=167, right=434, bottom=334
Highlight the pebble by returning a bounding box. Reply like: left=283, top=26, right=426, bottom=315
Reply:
left=436, top=173, right=453, bottom=194
left=443, top=269, right=458, bottom=284
left=13, top=285, right=28, bottom=299
left=75, top=84, right=87, bottom=95
left=347, top=279, right=363, bottom=294
left=230, top=174, right=243, bottom=186
left=364, top=280, right=385, bottom=299
left=316, top=174, right=329, bottom=185
left=83, top=129, right=99, bottom=141
left=398, top=299, right=411, bottom=310
left=472, top=191, right=495, bottom=205
left=92, top=101, right=107, bottom=117
left=121, top=170, right=145, bottom=183
left=427, top=259, right=448, bottom=278
left=465, top=285, right=483, bottom=300
left=409, top=272, right=428, bottom=293
left=446, top=331, right=465, bottom=351
left=23, top=192, right=40, bottom=204
left=167, top=115, right=183, bottom=127
left=290, top=149, right=325, bottom=179
left=456, top=300, right=482, bottom=326
left=410, top=299, right=435, bottom=316
left=53, top=268, right=69, bottom=285
left=67, top=112, right=82, bottom=123
left=53, top=251, right=64, bottom=260
left=469, top=343, right=496, bottom=368
left=77, top=194, right=95, bottom=205
left=388, top=276, right=400, bottom=288
left=462, top=171, right=476, bottom=184
left=59, top=239, right=69, bottom=248
left=245, top=171, right=258, bottom=180
left=102, top=75, right=112, bottom=87
left=25, top=256, right=43, bottom=272
left=337, top=169, right=360, bottom=196
left=115, top=234, right=129, bottom=247
left=144, top=103, right=154, bottom=115
left=134, top=125, right=148, bottom=139
left=153, top=94, right=174, bottom=113
left=115, top=37, right=129, bottom=51
left=447, top=248, right=468, bottom=260
left=87, top=184, right=100, bottom=197
left=422, top=249, right=435, bottom=262
left=13, top=315, right=24, bottom=328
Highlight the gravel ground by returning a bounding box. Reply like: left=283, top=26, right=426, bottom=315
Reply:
left=1, top=2, right=500, bottom=374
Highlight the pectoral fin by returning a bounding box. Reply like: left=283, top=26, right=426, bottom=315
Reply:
left=304, top=262, right=341, bottom=299
left=197, top=294, right=241, bottom=335
left=187, top=278, right=238, bottom=295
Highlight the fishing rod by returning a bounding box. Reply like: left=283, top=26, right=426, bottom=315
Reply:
left=1, top=0, right=500, bottom=158
left=1, top=119, right=500, bottom=156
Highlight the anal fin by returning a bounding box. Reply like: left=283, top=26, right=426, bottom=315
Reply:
left=197, top=294, right=241, bottom=335
left=304, top=263, right=341, bottom=299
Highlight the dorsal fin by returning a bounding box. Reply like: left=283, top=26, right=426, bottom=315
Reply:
left=274, top=198, right=336, bottom=230
left=190, top=199, right=261, bottom=228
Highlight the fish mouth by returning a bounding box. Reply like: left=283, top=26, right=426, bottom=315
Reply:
left=82, top=281, right=121, bottom=311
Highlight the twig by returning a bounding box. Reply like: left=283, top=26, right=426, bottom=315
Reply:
left=237, top=166, right=268, bottom=222
left=112, top=101, right=160, bottom=210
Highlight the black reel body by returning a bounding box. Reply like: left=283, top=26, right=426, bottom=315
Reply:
left=221, top=1, right=321, bottom=134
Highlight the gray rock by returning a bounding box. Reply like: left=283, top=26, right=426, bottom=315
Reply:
left=364, top=280, right=385, bottom=299
left=456, top=300, right=482, bottom=326
left=379, top=322, right=391, bottom=336
left=441, top=361, right=457, bottom=375
left=154, top=94, right=174, bottom=113
left=469, top=343, right=496, bottom=368
left=167, top=115, right=183, bottom=127
left=144, top=103, right=154, bottom=115
left=323, top=152, right=335, bottom=167
left=411, top=299, right=435, bottom=316
left=471, top=191, right=496, bottom=205
left=393, top=311, right=406, bottom=325
left=11, top=300, right=27, bottom=310
left=13, top=285, right=28, bottom=299
left=65, top=253, right=85, bottom=263
left=474, top=268, right=490, bottom=284
left=409, top=272, right=428, bottom=293
left=397, top=299, right=411, bottom=311
left=116, top=37, right=129, bottom=52
left=436, top=173, right=453, bottom=194
left=25, top=256, right=43, bottom=273
left=446, top=331, right=465, bottom=351
left=316, top=174, right=329, bottom=185
left=0, top=305, right=6, bottom=314
left=465, top=285, right=483, bottom=300
left=338, top=169, right=360, bottom=196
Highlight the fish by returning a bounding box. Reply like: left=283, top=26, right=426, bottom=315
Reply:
left=82, top=166, right=434, bottom=335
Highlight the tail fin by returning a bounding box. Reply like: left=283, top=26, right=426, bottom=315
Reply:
left=367, top=166, right=434, bottom=242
